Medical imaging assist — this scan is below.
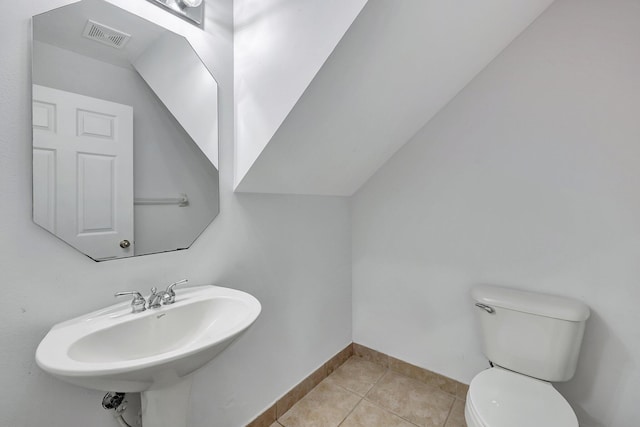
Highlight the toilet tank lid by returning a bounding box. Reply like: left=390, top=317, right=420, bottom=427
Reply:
left=471, top=285, right=590, bottom=321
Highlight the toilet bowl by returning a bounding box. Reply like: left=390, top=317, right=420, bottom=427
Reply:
left=465, top=367, right=578, bottom=427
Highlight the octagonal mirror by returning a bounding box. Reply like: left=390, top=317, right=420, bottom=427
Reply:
left=31, top=0, right=219, bottom=261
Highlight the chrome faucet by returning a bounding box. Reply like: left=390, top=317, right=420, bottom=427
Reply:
left=147, top=287, right=166, bottom=309
left=147, top=279, right=189, bottom=309
left=115, top=279, right=188, bottom=313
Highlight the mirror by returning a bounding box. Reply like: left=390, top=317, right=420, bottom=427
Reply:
left=32, top=0, right=219, bottom=261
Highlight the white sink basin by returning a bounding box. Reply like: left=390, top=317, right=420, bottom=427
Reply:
left=36, top=285, right=261, bottom=393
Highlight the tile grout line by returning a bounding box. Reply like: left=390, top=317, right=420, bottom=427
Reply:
left=330, top=358, right=409, bottom=427
left=360, top=395, right=422, bottom=427
left=326, top=377, right=368, bottom=399
left=441, top=397, right=456, bottom=427
left=360, top=367, right=422, bottom=427
left=331, top=361, right=387, bottom=427
left=360, top=396, right=422, bottom=427
left=336, top=394, right=364, bottom=427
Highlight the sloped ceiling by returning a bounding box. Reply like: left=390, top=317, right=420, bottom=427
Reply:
left=235, top=0, right=555, bottom=196
left=234, top=0, right=368, bottom=186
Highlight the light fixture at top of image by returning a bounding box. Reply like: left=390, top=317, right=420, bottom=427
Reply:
left=181, top=0, right=203, bottom=8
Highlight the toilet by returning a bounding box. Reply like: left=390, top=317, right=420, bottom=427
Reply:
left=465, top=285, right=590, bottom=427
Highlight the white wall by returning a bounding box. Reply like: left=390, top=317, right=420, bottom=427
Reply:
left=233, top=0, right=367, bottom=187
left=0, top=1, right=351, bottom=426
left=352, top=0, right=640, bottom=426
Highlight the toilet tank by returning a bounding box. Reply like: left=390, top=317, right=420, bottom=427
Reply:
left=472, top=285, right=590, bottom=382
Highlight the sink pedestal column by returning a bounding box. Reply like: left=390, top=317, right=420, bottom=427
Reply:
left=141, top=375, right=193, bottom=427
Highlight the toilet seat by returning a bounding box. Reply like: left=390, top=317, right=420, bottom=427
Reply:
left=465, top=368, right=578, bottom=427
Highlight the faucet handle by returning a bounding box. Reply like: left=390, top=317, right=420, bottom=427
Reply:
left=166, top=279, right=188, bottom=293
left=115, top=291, right=147, bottom=313
left=164, top=279, right=188, bottom=305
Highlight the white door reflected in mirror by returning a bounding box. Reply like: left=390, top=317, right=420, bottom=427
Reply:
left=33, top=85, right=134, bottom=260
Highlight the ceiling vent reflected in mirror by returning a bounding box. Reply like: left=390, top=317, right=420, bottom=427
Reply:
left=82, top=20, right=131, bottom=49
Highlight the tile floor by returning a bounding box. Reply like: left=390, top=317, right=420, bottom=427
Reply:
left=270, top=356, right=467, bottom=427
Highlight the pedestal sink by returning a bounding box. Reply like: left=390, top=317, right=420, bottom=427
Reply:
left=36, top=285, right=261, bottom=427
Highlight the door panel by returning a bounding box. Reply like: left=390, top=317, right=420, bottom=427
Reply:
left=77, top=153, right=116, bottom=233
left=77, top=109, right=116, bottom=139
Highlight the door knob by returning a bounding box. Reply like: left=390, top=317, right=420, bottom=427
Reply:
left=119, top=240, right=131, bottom=249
